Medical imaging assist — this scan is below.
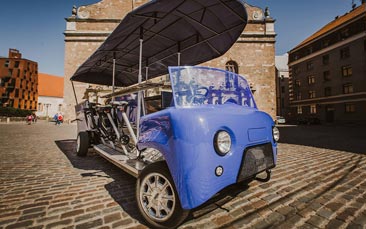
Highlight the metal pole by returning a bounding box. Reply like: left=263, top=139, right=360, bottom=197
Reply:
left=145, top=58, right=149, bottom=81
left=136, top=27, right=143, bottom=138
left=71, top=81, right=78, bottom=104
left=112, top=52, right=116, bottom=102
left=177, top=42, right=181, bottom=66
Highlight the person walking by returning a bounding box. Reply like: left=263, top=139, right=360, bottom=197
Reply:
left=26, top=114, right=32, bottom=125
left=57, top=113, right=63, bottom=125
left=53, top=113, right=59, bottom=125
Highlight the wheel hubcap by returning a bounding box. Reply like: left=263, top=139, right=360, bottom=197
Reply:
left=139, top=173, right=175, bottom=222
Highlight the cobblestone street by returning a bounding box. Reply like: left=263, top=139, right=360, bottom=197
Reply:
left=0, top=122, right=365, bottom=229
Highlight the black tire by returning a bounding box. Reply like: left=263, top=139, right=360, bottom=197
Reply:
left=76, top=131, right=90, bottom=157
left=136, top=161, right=189, bottom=229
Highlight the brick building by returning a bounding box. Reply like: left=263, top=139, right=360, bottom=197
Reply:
left=288, top=3, right=366, bottom=124
left=275, top=54, right=290, bottom=119
left=63, top=0, right=276, bottom=120
left=0, top=49, right=38, bottom=110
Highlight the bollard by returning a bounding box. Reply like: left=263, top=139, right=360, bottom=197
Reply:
left=6, top=117, right=10, bottom=124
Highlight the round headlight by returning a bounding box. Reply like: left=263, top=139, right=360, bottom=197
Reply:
left=273, top=126, right=280, bottom=142
left=214, top=131, right=231, bottom=155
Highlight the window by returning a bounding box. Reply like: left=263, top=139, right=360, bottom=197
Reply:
left=340, top=47, right=350, bottom=59
left=293, top=67, right=300, bottom=74
left=341, top=66, right=352, bottom=77
left=345, top=103, right=355, bottom=113
left=308, top=76, right=315, bottom=85
left=295, top=80, right=301, bottom=87
left=323, top=71, right=331, bottom=81
left=14, top=61, right=20, bottom=68
left=297, top=106, right=303, bottom=114
left=4, top=60, right=10, bottom=68
left=307, top=62, right=313, bottom=71
left=322, top=55, right=329, bottom=65
left=296, top=92, right=302, bottom=100
left=343, top=83, right=353, bottom=94
left=324, top=87, right=332, bottom=96
left=340, top=28, right=349, bottom=40
left=307, top=47, right=313, bottom=55
left=225, top=60, right=239, bottom=74
left=58, top=104, right=63, bottom=112
left=281, top=75, right=285, bottom=82
left=309, top=91, right=316, bottom=99
left=310, top=104, right=317, bottom=114
left=322, top=39, right=330, bottom=48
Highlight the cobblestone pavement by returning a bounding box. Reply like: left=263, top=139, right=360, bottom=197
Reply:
left=0, top=122, right=365, bottom=229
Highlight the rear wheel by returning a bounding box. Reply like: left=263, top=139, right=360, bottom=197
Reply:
left=136, top=161, right=189, bottom=228
left=76, top=131, right=90, bottom=156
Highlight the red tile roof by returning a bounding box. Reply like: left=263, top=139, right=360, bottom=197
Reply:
left=38, top=73, right=64, bottom=98
left=293, top=3, right=365, bottom=50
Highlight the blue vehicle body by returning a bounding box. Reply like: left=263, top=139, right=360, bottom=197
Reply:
left=137, top=66, right=277, bottom=209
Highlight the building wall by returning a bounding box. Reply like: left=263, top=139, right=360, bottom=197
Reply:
left=0, top=49, right=38, bottom=110
left=63, top=0, right=276, bottom=120
left=276, top=69, right=290, bottom=118
left=36, top=96, right=64, bottom=118
left=288, top=6, right=366, bottom=124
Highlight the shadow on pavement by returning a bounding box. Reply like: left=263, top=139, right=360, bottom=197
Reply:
left=278, top=124, right=366, bottom=154
left=55, top=139, right=146, bottom=225
left=188, top=182, right=250, bottom=220
left=55, top=139, right=254, bottom=227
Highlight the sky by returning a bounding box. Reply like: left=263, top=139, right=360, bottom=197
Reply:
left=0, top=0, right=361, bottom=77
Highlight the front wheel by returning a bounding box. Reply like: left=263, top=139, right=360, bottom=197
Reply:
left=136, top=161, right=189, bottom=228
left=76, top=131, right=90, bottom=157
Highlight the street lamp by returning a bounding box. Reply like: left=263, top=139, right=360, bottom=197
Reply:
left=44, top=103, right=51, bottom=121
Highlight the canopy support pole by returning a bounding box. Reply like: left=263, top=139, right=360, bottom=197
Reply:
left=112, top=52, right=116, bottom=102
left=177, top=42, right=181, bottom=66
left=71, top=81, right=78, bottom=104
left=143, top=59, right=149, bottom=116
left=137, top=27, right=143, bottom=139
left=145, top=58, right=149, bottom=81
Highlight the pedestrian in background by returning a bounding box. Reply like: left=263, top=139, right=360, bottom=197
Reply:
left=32, top=113, right=37, bottom=123
left=53, top=113, right=58, bottom=125
left=26, top=114, right=32, bottom=125
left=57, top=113, right=63, bottom=125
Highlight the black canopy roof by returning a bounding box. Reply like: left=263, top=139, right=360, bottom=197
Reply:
left=70, top=0, right=248, bottom=87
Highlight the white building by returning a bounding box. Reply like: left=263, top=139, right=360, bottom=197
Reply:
left=36, top=73, right=64, bottom=118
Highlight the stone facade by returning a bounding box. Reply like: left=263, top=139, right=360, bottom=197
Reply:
left=64, top=0, right=276, bottom=120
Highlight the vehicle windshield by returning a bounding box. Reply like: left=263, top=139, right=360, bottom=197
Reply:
left=169, top=66, right=257, bottom=108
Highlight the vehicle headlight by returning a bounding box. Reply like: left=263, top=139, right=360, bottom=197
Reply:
left=273, top=126, right=280, bottom=142
left=214, top=130, right=231, bottom=155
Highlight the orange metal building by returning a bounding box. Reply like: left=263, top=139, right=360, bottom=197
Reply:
left=0, top=49, right=38, bottom=110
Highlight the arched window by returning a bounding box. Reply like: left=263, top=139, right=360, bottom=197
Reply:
left=225, top=60, right=239, bottom=74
